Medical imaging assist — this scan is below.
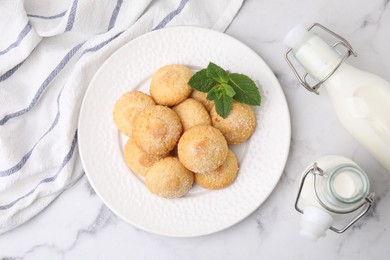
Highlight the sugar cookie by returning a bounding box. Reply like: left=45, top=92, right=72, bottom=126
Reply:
left=210, top=102, right=256, bottom=144
left=150, top=64, right=193, bottom=106
left=113, top=91, right=155, bottom=137
left=124, top=138, right=168, bottom=176
left=178, top=125, right=228, bottom=174
left=172, top=98, right=211, bottom=131
left=146, top=157, right=194, bottom=199
left=133, top=105, right=182, bottom=155
left=195, top=149, right=238, bottom=189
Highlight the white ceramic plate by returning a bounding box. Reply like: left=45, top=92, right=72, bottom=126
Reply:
left=78, top=26, right=291, bottom=237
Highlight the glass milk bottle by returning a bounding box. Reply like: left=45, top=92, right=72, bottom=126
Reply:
left=295, top=155, right=374, bottom=241
left=284, top=23, right=390, bottom=172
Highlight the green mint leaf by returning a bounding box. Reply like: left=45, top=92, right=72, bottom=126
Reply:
left=221, top=83, right=236, bottom=98
left=207, top=85, right=225, bottom=100
left=228, top=73, right=261, bottom=106
left=217, top=91, right=224, bottom=99
left=188, top=69, right=217, bottom=92
left=214, top=94, right=233, bottom=119
left=206, top=87, right=219, bottom=101
left=207, top=62, right=229, bottom=83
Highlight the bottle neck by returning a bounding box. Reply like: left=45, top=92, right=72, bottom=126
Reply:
left=293, top=32, right=342, bottom=82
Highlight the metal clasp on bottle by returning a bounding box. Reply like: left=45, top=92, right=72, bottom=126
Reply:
left=285, top=23, right=358, bottom=95
left=294, top=163, right=375, bottom=233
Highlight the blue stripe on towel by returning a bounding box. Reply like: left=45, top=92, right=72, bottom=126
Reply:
left=108, top=0, right=123, bottom=31
left=81, top=32, right=123, bottom=56
left=0, top=60, right=25, bottom=83
left=65, top=0, right=79, bottom=32
left=0, top=131, right=78, bottom=210
left=28, top=11, right=67, bottom=20
left=0, top=87, right=65, bottom=177
left=0, top=41, right=85, bottom=125
left=0, top=22, right=32, bottom=56
left=153, top=0, right=189, bottom=30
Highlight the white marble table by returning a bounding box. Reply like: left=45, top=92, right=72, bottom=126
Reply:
left=1, top=0, right=389, bottom=259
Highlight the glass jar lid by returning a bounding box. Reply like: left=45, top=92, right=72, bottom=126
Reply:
left=327, top=164, right=369, bottom=204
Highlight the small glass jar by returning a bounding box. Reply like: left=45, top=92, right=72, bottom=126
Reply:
left=295, top=155, right=374, bottom=241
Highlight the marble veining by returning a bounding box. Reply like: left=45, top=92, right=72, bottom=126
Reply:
left=1, top=0, right=390, bottom=259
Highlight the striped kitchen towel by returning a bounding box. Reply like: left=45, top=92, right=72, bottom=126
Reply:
left=0, top=0, right=243, bottom=234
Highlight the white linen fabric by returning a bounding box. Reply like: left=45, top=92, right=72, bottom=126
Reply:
left=0, top=0, right=243, bottom=234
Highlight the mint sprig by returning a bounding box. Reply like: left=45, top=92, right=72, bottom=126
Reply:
left=188, top=62, right=261, bottom=118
